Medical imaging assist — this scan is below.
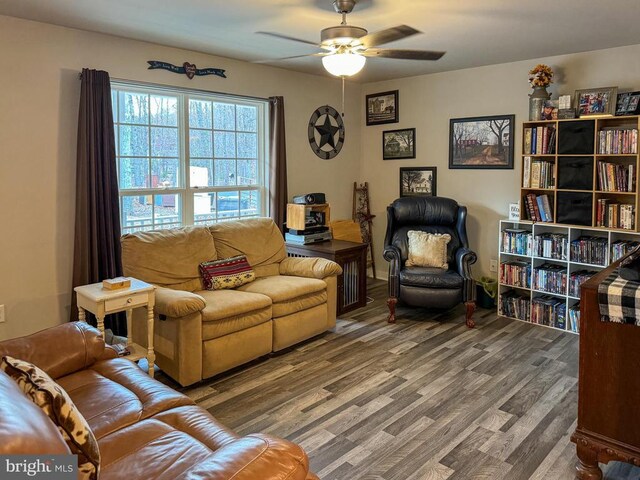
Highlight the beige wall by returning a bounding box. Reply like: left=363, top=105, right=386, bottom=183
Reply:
left=361, top=44, right=640, bottom=280
left=0, top=15, right=362, bottom=339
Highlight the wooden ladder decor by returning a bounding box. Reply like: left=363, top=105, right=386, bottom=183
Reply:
left=353, top=182, right=376, bottom=279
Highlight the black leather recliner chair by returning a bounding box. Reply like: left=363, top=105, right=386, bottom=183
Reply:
left=383, top=196, right=478, bottom=327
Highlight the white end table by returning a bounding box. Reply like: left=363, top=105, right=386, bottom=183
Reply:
left=74, top=279, right=156, bottom=377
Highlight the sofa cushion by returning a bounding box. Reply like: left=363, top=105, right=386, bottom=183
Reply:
left=202, top=309, right=272, bottom=340
left=57, top=358, right=193, bottom=440
left=200, top=255, right=256, bottom=290
left=209, top=218, right=286, bottom=278
left=198, top=289, right=272, bottom=322
left=236, top=275, right=327, bottom=318
left=1, top=356, right=100, bottom=480
left=406, top=231, right=451, bottom=269
left=121, top=226, right=217, bottom=291
left=399, top=267, right=464, bottom=289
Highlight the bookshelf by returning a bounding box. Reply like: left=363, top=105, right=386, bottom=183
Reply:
left=521, top=116, right=640, bottom=231
left=498, top=219, right=640, bottom=334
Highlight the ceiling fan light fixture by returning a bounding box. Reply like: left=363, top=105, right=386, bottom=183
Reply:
left=322, top=52, right=366, bottom=77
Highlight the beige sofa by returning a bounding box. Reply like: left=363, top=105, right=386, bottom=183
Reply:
left=121, top=218, right=341, bottom=386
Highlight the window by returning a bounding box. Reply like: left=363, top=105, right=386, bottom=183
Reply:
left=111, top=83, right=269, bottom=234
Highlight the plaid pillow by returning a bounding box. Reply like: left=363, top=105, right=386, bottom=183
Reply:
left=1, top=356, right=100, bottom=480
left=199, top=255, right=256, bottom=290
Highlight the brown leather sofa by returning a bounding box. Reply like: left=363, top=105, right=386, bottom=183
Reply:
left=0, top=322, right=318, bottom=480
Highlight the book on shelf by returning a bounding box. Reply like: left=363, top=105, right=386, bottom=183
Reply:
left=611, top=240, right=640, bottom=262
left=501, top=228, right=533, bottom=256
left=570, top=236, right=608, bottom=265
left=597, top=161, right=635, bottom=192
left=499, top=290, right=531, bottom=321
left=532, top=295, right=566, bottom=329
left=568, top=305, right=580, bottom=333
left=533, top=263, right=567, bottom=294
left=529, top=159, right=554, bottom=189
left=524, top=126, right=556, bottom=155
left=534, top=233, right=568, bottom=260
left=596, top=200, right=635, bottom=230
left=523, top=193, right=553, bottom=222
left=499, top=260, right=531, bottom=288
left=569, top=270, right=598, bottom=298
left=598, top=127, right=638, bottom=155
left=523, top=156, right=531, bottom=188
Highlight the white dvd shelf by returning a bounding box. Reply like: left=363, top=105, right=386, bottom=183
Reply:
left=497, top=219, right=640, bottom=334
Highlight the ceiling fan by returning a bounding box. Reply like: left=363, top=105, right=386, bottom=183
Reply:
left=255, top=0, right=445, bottom=77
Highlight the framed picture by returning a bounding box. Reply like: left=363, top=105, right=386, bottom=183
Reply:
left=574, top=86, right=618, bottom=117
left=399, top=167, right=437, bottom=197
left=366, top=90, right=399, bottom=126
left=383, top=128, right=416, bottom=160
left=615, top=91, right=640, bottom=116
left=449, top=114, right=515, bottom=169
left=540, top=100, right=558, bottom=120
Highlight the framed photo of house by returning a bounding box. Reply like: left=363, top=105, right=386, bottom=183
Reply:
left=449, top=114, right=515, bottom=169
left=615, top=91, right=640, bottom=116
left=399, top=167, right=437, bottom=197
left=366, top=90, right=399, bottom=126
left=574, top=86, right=618, bottom=117
left=383, top=128, right=416, bottom=160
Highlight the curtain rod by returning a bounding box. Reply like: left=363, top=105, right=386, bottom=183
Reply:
left=78, top=71, right=269, bottom=103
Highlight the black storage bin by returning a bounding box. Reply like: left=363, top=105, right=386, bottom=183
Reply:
left=556, top=192, right=593, bottom=226
left=558, top=120, right=595, bottom=154
left=557, top=157, right=594, bottom=190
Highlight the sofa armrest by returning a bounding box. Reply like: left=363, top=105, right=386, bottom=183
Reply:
left=383, top=245, right=402, bottom=298
left=279, top=257, right=342, bottom=279
left=155, top=287, right=206, bottom=318
left=0, top=322, right=107, bottom=379
left=186, top=434, right=312, bottom=480
left=455, top=247, right=477, bottom=279
left=455, top=247, right=478, bottom=302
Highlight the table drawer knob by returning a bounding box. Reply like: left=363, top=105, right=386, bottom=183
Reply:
left=126, top=298, right=133, bottom=304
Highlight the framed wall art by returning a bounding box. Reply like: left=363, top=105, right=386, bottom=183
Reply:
left=399, top=167, right=437, bottom=197
left=615, top=91, right=640, bottom=116
left=383, top=128, right=415, bottom=160
left=574, top=86, right=618, bottom=117
left=366, top=90, right=399, bottom=126
left=449, top=114, right=515, bottom=169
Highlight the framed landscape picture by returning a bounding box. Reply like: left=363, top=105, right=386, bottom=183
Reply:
left=449, top=114, right=515, bottom=169
left=366, top=90, right=399, bottom=126
left=574, top=86, right=618, bottom=117
left=383, top=128, right=416, bottom=160
left=399, top=167, right=437, bottom=197
left=615, top=91, right=640, bottom=116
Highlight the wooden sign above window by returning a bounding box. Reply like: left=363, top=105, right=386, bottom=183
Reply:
left=147, top=61, right=226, bottom=80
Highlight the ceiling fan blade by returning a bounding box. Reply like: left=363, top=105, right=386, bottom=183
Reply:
left=256, top=31, right=320, bottom=47
left=363, top=48, right=446, bottom=61
left=358, top=25, right=421, bottom=47
left=251, top=53, right=327, bottom=64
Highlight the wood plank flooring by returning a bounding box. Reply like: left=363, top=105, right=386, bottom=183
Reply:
left=168, top=280, right=640, bottom=479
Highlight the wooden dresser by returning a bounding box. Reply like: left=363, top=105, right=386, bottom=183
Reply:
left=571, top=260, right=640, bottom=479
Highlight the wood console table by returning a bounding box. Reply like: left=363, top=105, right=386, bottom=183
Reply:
left=571, top=259, right=640, bottom=479
left=286, top=240, right=368, bottom=316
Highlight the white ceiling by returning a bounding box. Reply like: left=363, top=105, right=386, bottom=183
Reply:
left=2, top=0, right=640, bottom=83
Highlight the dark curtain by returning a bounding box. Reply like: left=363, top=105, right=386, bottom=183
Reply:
left=70, top=69, right=126, bottom=335
left=269, top=96, right=288, bottom=234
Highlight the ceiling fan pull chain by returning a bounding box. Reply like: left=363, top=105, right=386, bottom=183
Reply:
left=341, top=76, right=345, bottom=117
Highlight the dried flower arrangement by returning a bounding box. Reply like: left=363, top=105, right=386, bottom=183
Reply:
left=528, top=64, right=554, bottom=88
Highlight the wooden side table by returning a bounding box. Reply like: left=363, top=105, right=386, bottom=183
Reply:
left=74, top=279, right=156, bottom=377
left=285, top=239, right=368, bottom=315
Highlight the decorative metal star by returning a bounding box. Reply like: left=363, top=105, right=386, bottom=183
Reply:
left=314, top=115, right=340, bottom=149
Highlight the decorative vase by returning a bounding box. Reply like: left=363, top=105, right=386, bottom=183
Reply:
left=529, top=86, right=551, bottom=121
